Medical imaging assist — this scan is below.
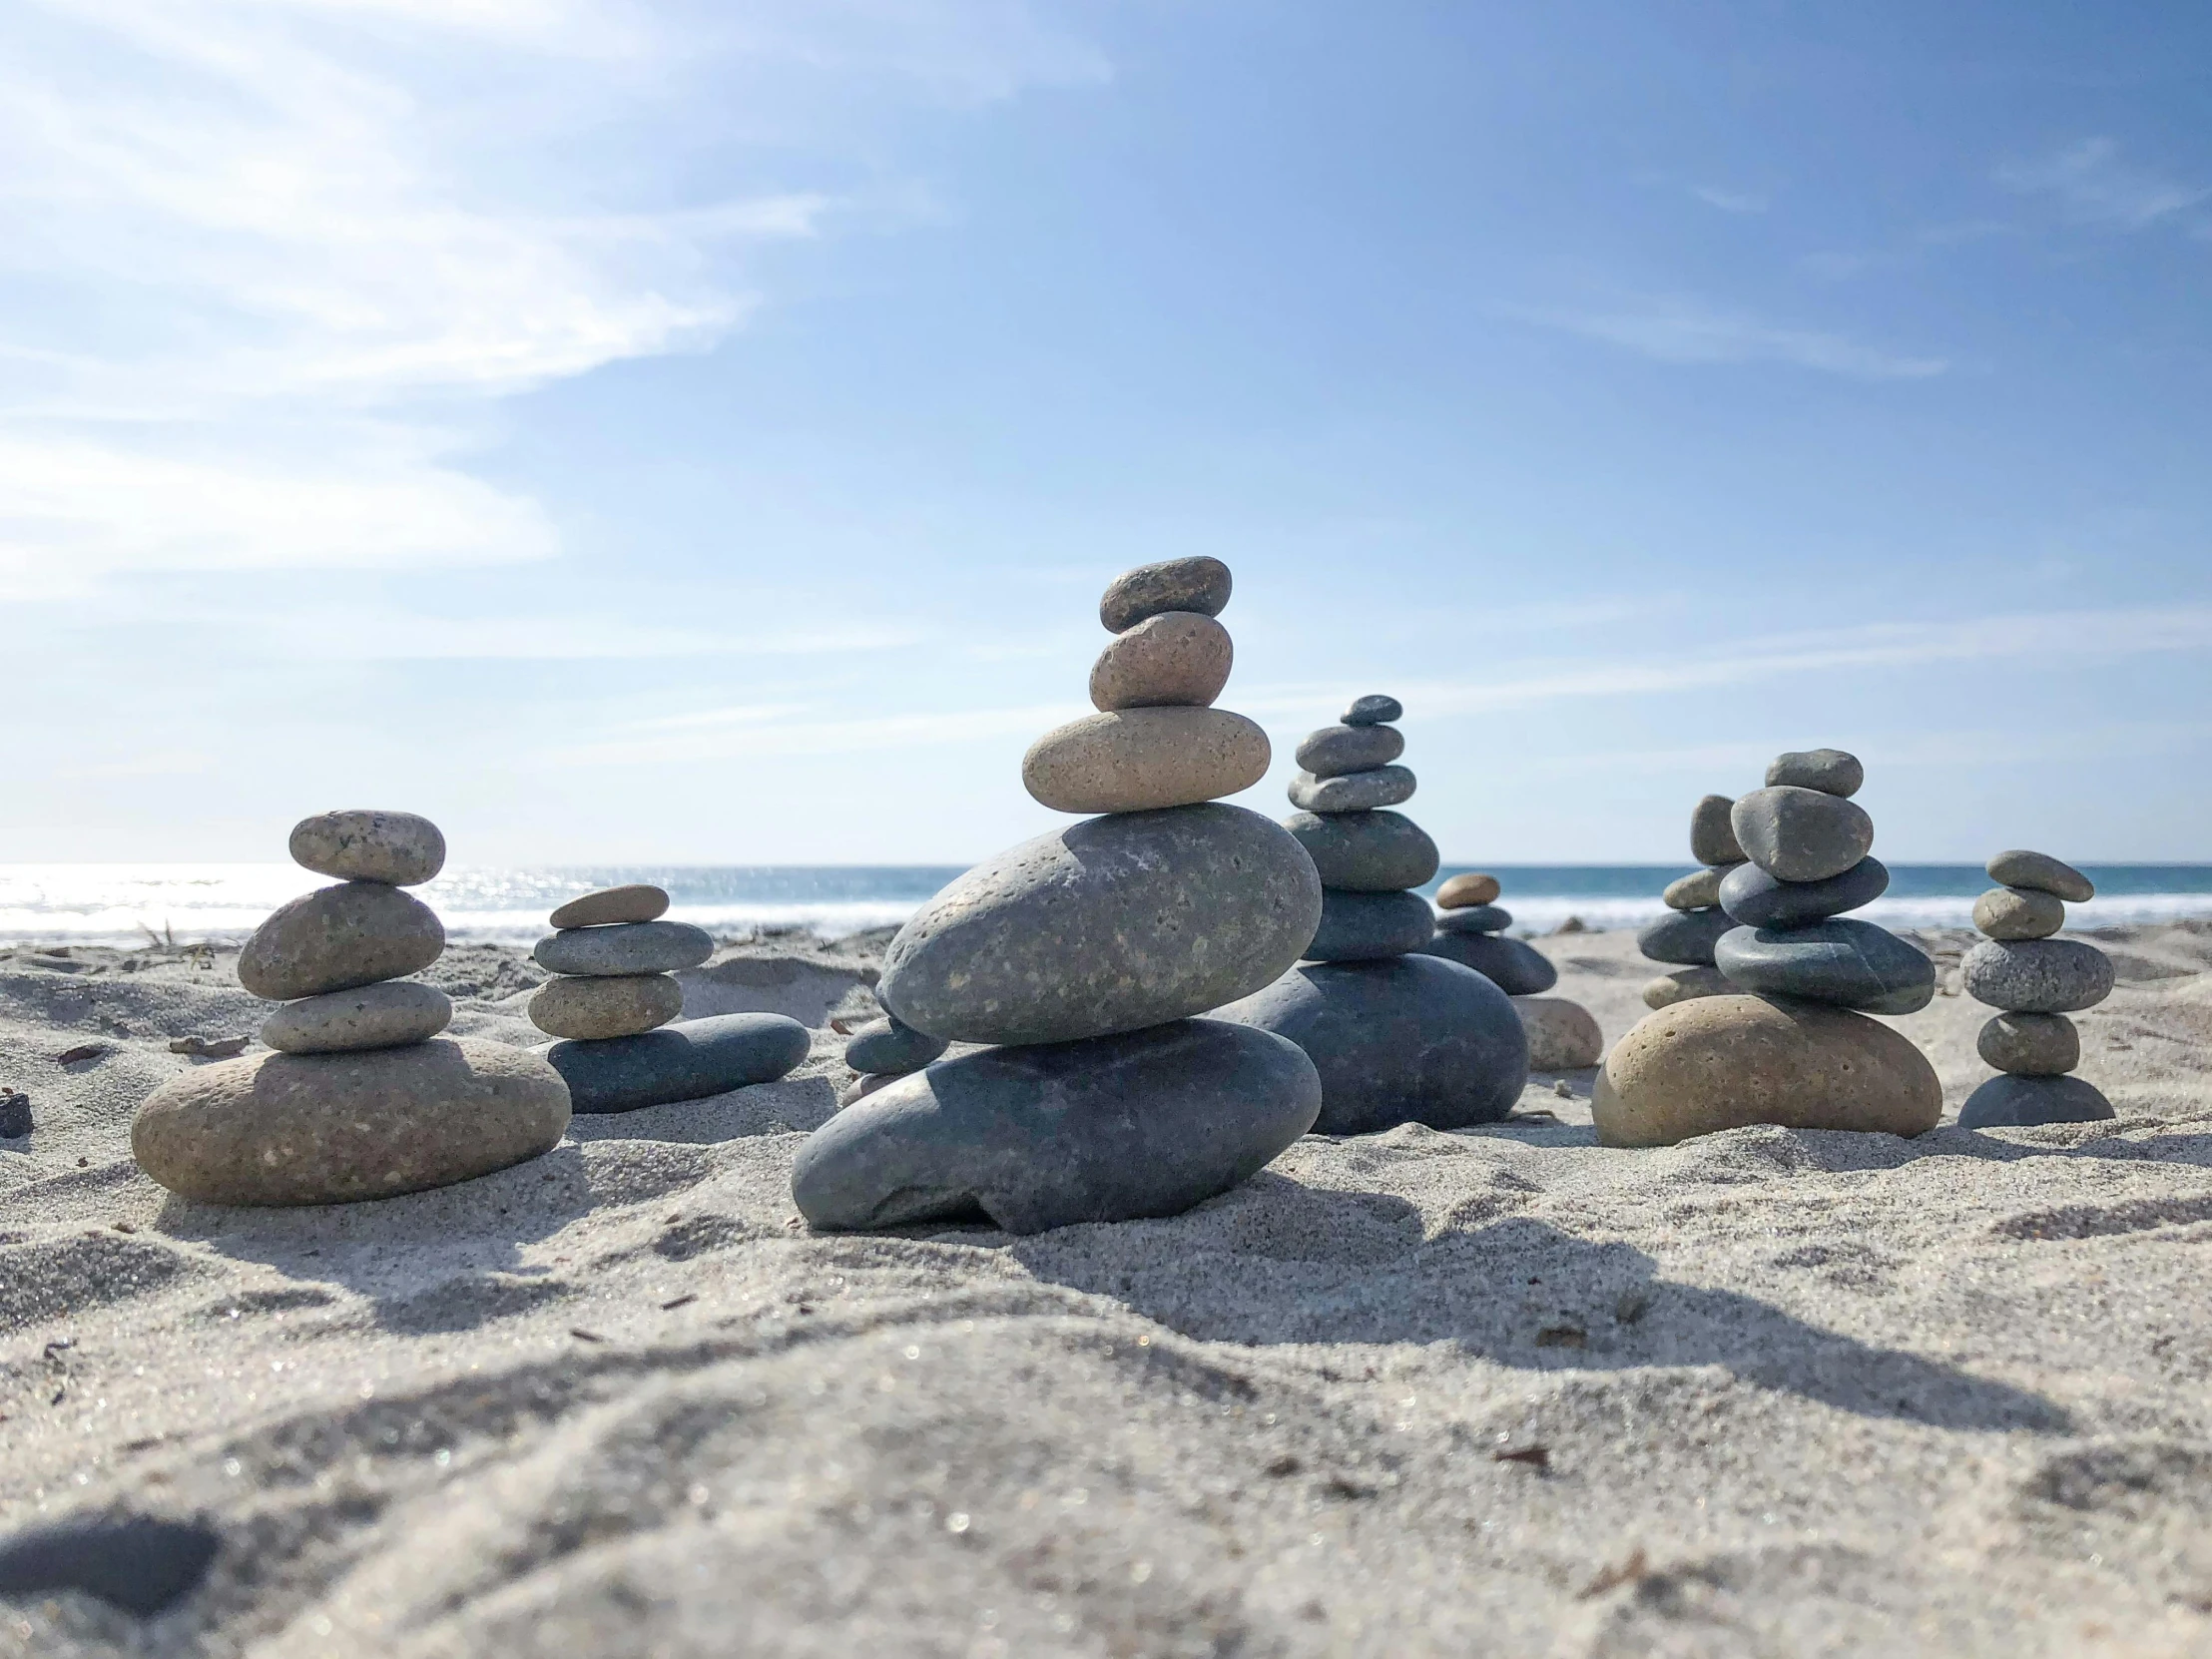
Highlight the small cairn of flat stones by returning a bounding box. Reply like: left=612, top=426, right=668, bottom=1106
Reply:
left=1957, top=851, right=2115, bottom=1128
left=794, top=556, right=1325, bottom=1234
left=528, top=885, right=809, bottom=1114
left=1430, top=871, right=1599, bottom=1071
left=133, top=812, right=570, bottom=1206
left=1637, top=795, right=1747, bottom=1009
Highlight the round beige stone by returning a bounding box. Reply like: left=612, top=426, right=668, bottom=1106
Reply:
left=528, top=973, right=685, bottom=1039
left=288, top=810, right=445, bottom=885
left=1641, top=965, right=1734, bottom=1009
left=549, top=884, right=670, bottom=929
left=1976, top=1011, right=2078, bottom=1076
left=261, top=981, right=451, bottom=1053
left=132, top=1038, right=570, bottom=1207
left=1021, top=707, right=1270, bottom=815
left=1514, top=996, right=1603, bottom=1070
left=1593, top=995, right=1941, bottom=1148
left=239, top=881, right=444, bottom=1001
left=1435, top=872, right=1501, bottom=909
left=1662, top=867, right=1728, bottom=910
left=1087, top=611, right=1233, bottom=711
left=1973, top=885, right=2064, bottom=941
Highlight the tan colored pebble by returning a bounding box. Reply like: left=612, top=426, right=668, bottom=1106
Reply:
left=288, top=809, right=446, bottom=885
left=1662, top=867, right=1727, bottom=911
left=528, top=973, right=685, bottom=1040
left=1089, top=611, right=1233, bottom=711
left=1973, top=885, right=2065, bottom=941
left=1986, top=849, right=2093, bottom=903
left=1976, top=1011, right=2078, bottom=1076
left=1640, top=965, right=1734, bottom=1009
left=840, top=1073, right=895, bottom=1108
left=549, top=884, right=670, bottom=929
left=1514, top=996, right=1603, bottom=1070
left=1021, top=707, right=1270, bottom=815
left=239, top=882, right=444, bottom=1001
left=1435, top=872, right=1501, bottom=909
left=1594, top=995, right=1940, bottom=1148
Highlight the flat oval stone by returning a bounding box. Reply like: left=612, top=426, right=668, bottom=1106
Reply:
left=1730, top=787, right=1876, bottom=883
left=239, top=883, right=445, bottom=1001
left=1714, top=918, right=1936, bottom=1015
left=534, top=1013, right=810, bottom=1114
left=1303, top=889, right=1433, bottom=961
left=1288, top=766, right=1414, bottom=814
left=1342, top=694, right=1401, bottom=726
left=879, top=804, right=1322, bottom=1045
left=1211, top=954, right=1527, bottom=1136
left=1595, top=996, right=1940, bottom=1147
left=1957, top=1073, right=2113, bottom=1129
left=1434, top=872, right=1500, bottom=908
left=1099, top=555, right=1232, bottom=633
left=528, top=973, right=684, bottom=1040
left=1516, top=995, right=1602, bottom=1070
left=1974, top=885, right=2065, bottom=941
left=260, top=981, right=451, bottom=1054
left=1977, top=1011, right=2079, bottom=1076
left=1986, top=848, right=2093, bottom=902
left=287, top=810, right=445, bottom=885
left=1088, top=611, right=1233, bottom=711
left=1294, top=723, right=1404, bottom=780
left=132, top=1038, right=569, bottom=1206
left=1720, top=856, right=1890, bottom=929
left=549, top=884, right=669, bottom=929
left=1663, top=867, right=1726, bottom=910
left=1765, top=749, right=1863, bottom=798
left=1417, top=930, right=1558, bottom=995
left=1690, top=795, right=1745, bottom=867
left=1636, top=907, right=1735, bottom=968
left=1022, top=707, right=1270, bottom=814
left=1641, top=965, right=1734, bottom=1009
left=1961, top=938, right=2113, bottom=1013
left=792, top=1018, right=1319, bottom=1234
left=843, top=1016, right=948, bottom=1076
left=532, top=920, right=714, bottom=977
left=1284, top=810, right=1438, bottom=891
left=1435, top=903, right=1511, bottom=935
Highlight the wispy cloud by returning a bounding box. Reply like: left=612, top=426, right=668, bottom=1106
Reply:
left=1997, top=138, right=2208, bottom=232
left=557, top=699, right=1091, bottom=765
left=1690, top=186, right=1767, bottom=215
left=1508, top=297, right=1947, bottom=380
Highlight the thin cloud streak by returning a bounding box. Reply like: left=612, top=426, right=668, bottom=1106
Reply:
left=1997, top=137, right=2208, bottom=232
left=1507, top=298, right=1948, bottom=380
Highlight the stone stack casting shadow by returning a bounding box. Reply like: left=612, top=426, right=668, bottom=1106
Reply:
left=1431, top=871, right=1600, bottom=1070
left=134, top=811, right=570, bottom=1205
left=1211, top=697, right=1528, bottom=1134
left=1637, top=793, right=1750, bottom=1009
left=792, top=556, right=1325, bottom=1234
left=1958, top=850, right=2115, bottom=1128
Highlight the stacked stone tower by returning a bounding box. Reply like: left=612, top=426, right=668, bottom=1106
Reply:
left=793, top=557, right=1324, bottom=1234
left=1958, top=850, right=2115, bottom=1127
left=1421, top=869, right=1559, bottom=997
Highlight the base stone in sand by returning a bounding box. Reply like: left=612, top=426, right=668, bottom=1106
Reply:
left=535, top=1013, right=810, bottom=1114
left=1957, top=1072, right=2114, bottom=1129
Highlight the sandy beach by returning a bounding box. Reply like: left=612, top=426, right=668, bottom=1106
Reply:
left=5, top=920, right=2212, bottom=1655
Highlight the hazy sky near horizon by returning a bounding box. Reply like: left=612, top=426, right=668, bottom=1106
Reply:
left=4, top=0, right=2209, bottom=864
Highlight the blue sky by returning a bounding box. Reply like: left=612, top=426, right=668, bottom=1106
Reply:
left=4, top=1, right=2209, bottom=864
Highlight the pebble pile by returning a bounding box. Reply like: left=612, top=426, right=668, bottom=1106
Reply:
left=134, top=811, right=570, bottom=1206
left=794, top=557, right=1325, bottom=1234
left=1595, top=752, right=1942, bottom=1148
left=1636, top=794, right=1748, bottom=1009
left=1430, top=871, right=1601, bottom=1070
left=529, top=884, right=808, bottom=1114
left=1213, top=698, right=1528, bottom=1133
left=1958, top=850, right=2115, bottom=1128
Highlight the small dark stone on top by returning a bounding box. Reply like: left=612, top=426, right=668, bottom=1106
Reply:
left=1765, top=749, right=1864, bottom=798
left=1099, top=556, right=1233, bottom=633
left=1342, top=694, right=1402, bottom=727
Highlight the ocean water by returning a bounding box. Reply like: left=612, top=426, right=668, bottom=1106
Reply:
left=4, top=862, right=2211, bottom=946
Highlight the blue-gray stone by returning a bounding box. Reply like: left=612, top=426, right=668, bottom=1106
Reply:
left=843, top=1016, right=947, bottom=1077
left=1730, top=787, right=1876, bottom=884
left=0, top=1516, right=219, bottom=1614
left=878, top=805, right=1322, bottom=1045
left=792, top=1018, right=1320, bottom=1234
left=1416, top=930, right=1559, bottom=995
left=1986, top=848, right=2094, bottom=903
left=1765, top=749, right=1863, bottom=798
left=1961, top=938, right=2114, bottom=1014
left=0, top=1091, right=30, bottom=1139
left=1714, top=919, right=1936, bottom=1015
left=1099, top=556, right=1232, bottom=633
left=1295, top=724, right=1404, bottom=780
left=533, top=920, right=715, bottom=978
left=535, top=1013, right=809, bottom=1114
left=1636, top=906, right=1736, bottom=967
left=1304, top=889, right=1433, bottom=961
left=1211, top=954, right=1527, bottom=1136
left=1435, top=904, right=1511, bottom=936
left=1342, top=694, right=1402, bottom=727
left=1720, top=856, right=1891, bottom=929
left=1957, top=1073, right=2114, bottom=1130
left=1288, top=766, right=1414, bottom=814
left=1284, top=810, right=1439, bottom=892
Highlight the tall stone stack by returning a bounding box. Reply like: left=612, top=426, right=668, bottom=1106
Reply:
left=1595, top=751, right=1942, bottom=1148
left=528, top=884, right=809, bottom=1114
left=1636, top=794, right=1748, bottom=1009
left=793, top=556, right=1325, bottom=1235
left=134, top=811, right=570, bottom=1206
left=1212, top=699, right=1528, bottom=1134
left=1957, top=850, right=2115, bottom=1128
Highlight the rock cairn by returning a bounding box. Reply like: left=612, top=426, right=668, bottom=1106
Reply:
left=793, top=556, right=1324, bottom=1234
left=528, top=884, right=809, bottom=1114
left=1213, top=697, right=1529, bottom=1133
left=1636, top=794, right=1747, bottom=1009
left=134, top=811, right=570, bottom=1206
left=1957, top=850, right=2115, bottom=1127
left=1595, top=751, right=1941, bottom=1147
left=1429, top=871, right=1600, bottom=1069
